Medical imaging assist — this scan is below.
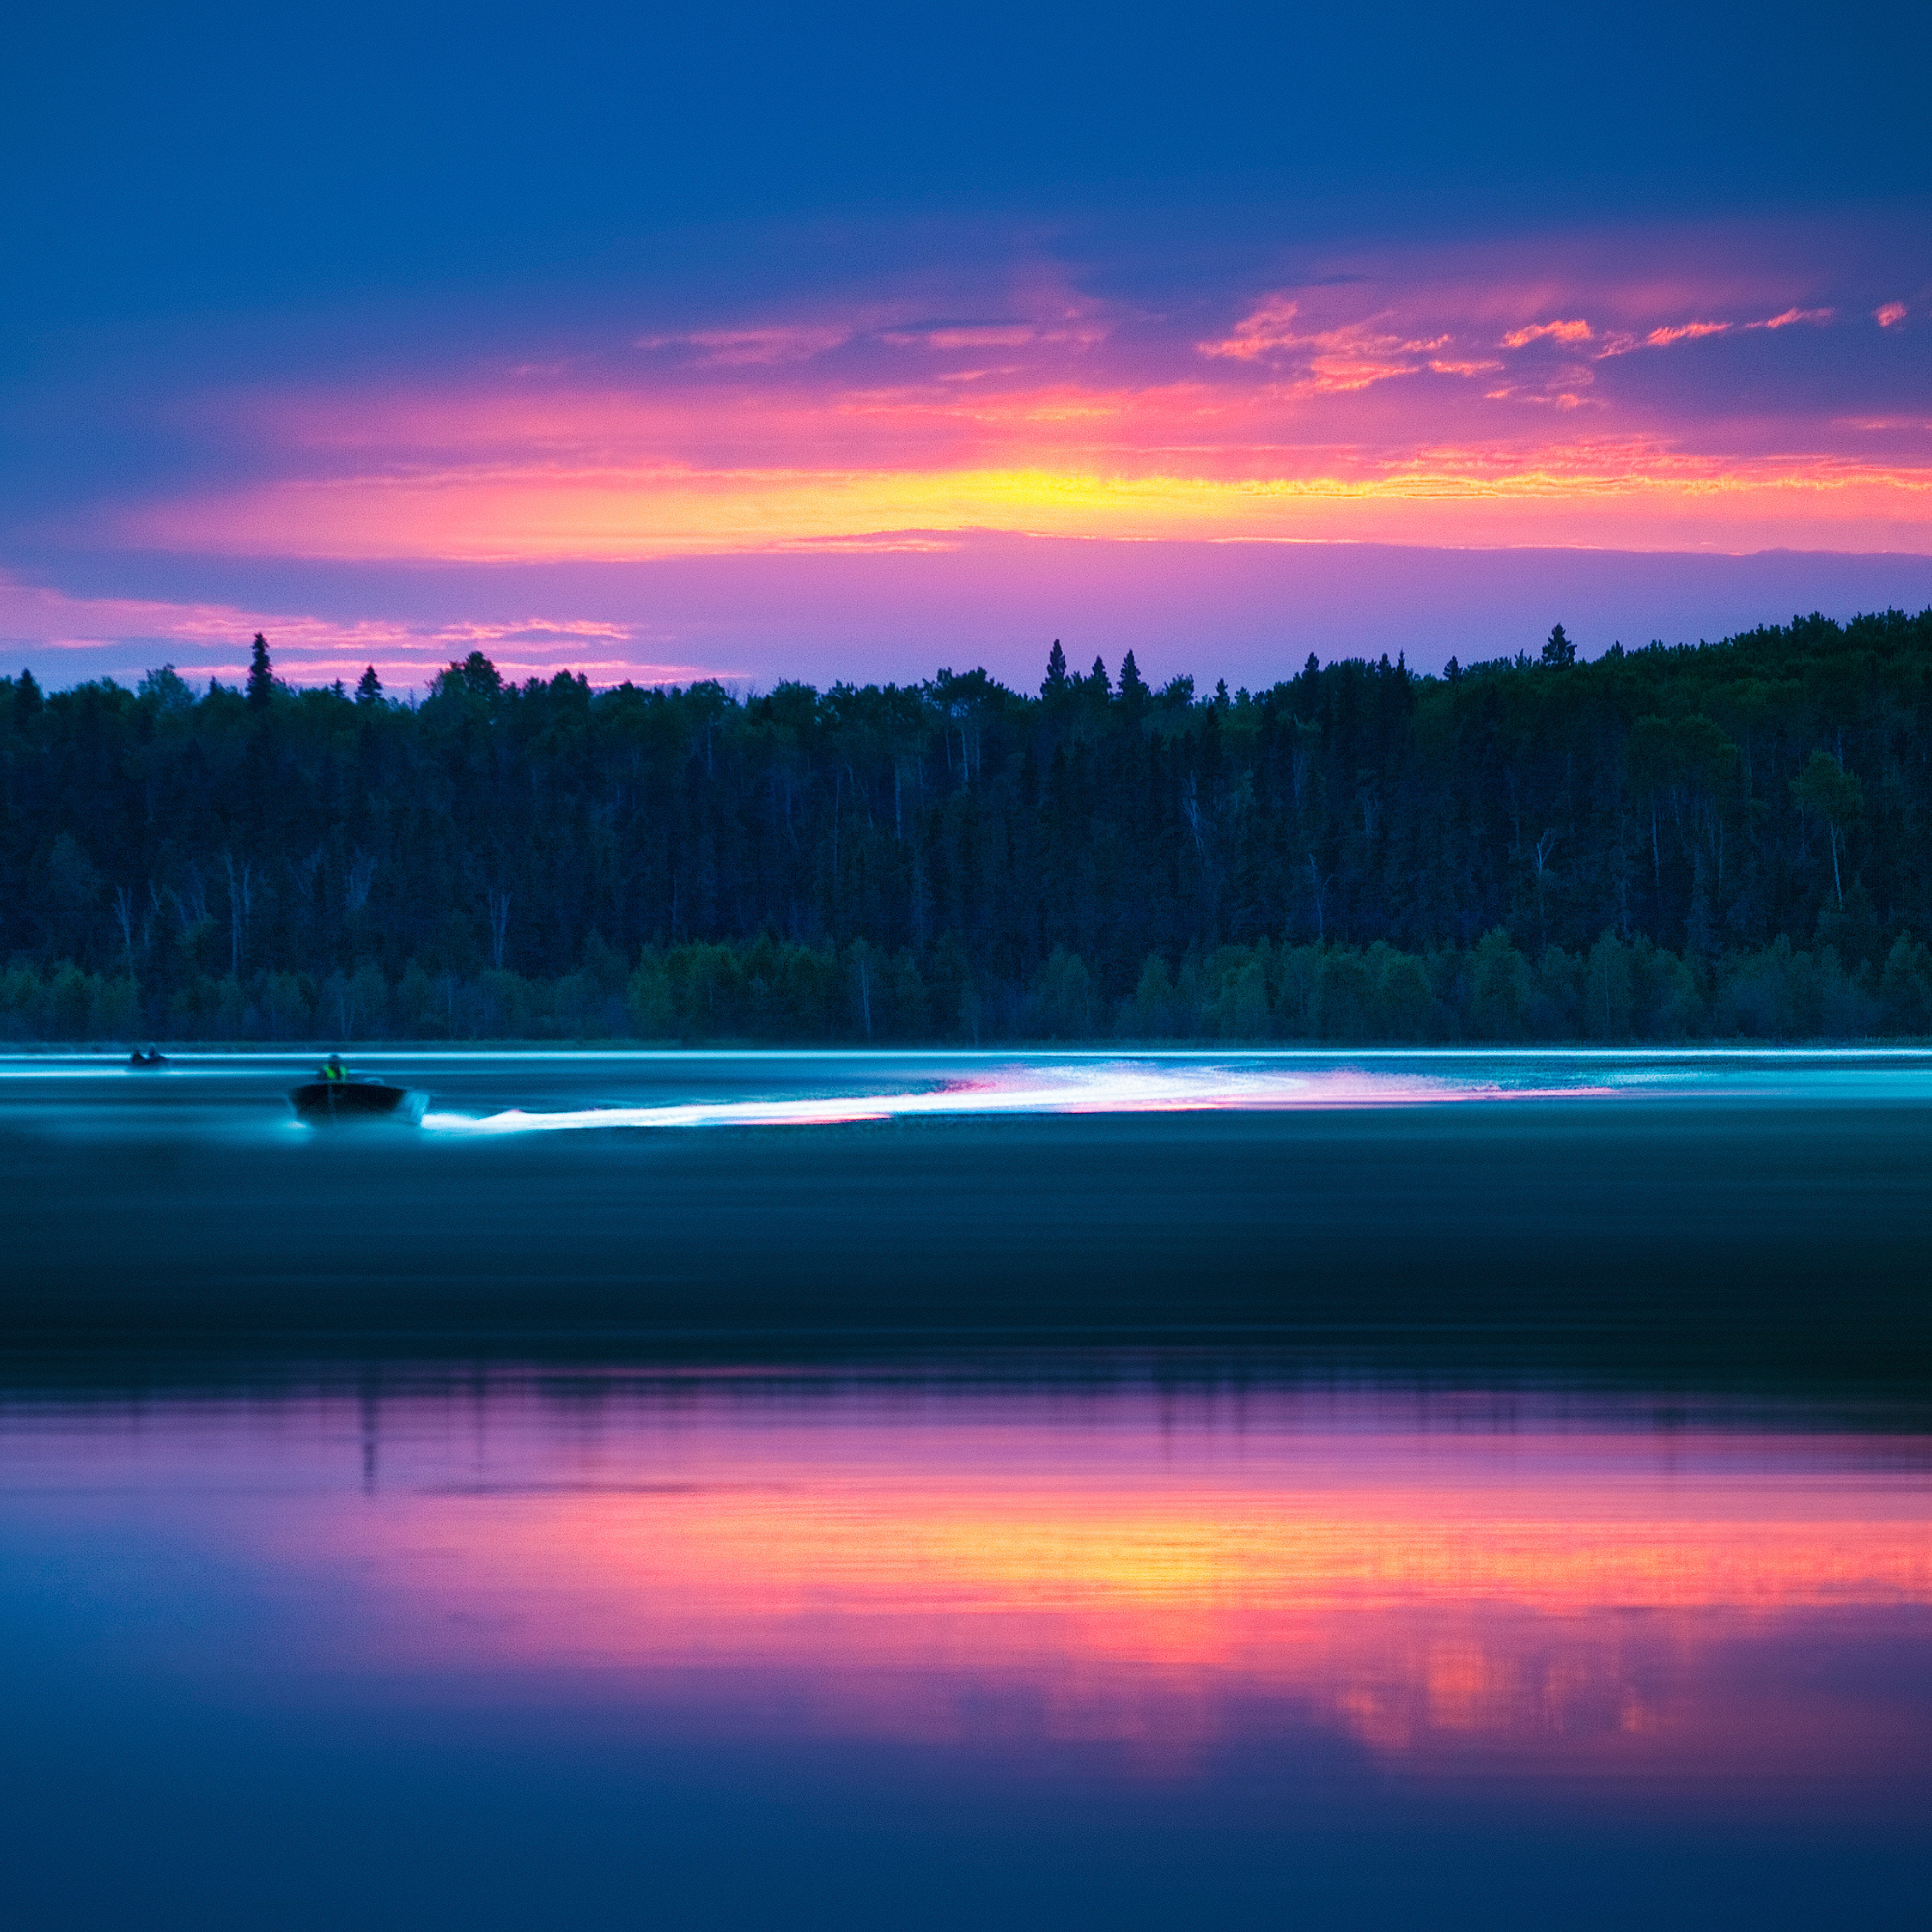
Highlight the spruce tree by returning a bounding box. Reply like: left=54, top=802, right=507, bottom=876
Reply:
left=246, top=634, right=275, bottom=709
left=1041, top=639, right=1068, bottom=697
left=355, top=665, right=383, bottom=704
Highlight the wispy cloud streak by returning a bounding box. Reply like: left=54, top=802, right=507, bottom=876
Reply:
left=0, top=574, right=734, bottom=688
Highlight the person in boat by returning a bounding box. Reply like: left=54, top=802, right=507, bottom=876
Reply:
left=320, top=1054, right=348, bottom=1084
left=129, top=1044, right=165, bottom=1067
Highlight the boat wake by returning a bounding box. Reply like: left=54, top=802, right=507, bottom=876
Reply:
left=420, top=1060, right=1610, bottom=1135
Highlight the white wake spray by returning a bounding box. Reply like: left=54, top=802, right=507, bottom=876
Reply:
left=420, top=1059, right=1605, bottom=1135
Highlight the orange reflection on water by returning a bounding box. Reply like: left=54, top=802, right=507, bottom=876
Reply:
left=245, top=1388, right=1932, bottom=1797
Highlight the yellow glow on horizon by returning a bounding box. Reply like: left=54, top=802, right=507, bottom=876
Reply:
left=124, top=452, right=1932, bottom=562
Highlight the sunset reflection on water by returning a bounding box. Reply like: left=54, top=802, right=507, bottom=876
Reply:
left=17, top=1377, right=1925, bottom=1809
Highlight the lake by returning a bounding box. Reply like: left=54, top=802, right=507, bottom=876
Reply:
left=2, top=1052, right=1928, bottom=1925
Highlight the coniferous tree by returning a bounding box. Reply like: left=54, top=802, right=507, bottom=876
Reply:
left=1041, top=640, right=1068, bottom=697
left=246, top=634, right=274, bottom=710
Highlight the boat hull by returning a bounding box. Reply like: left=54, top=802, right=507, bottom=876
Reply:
left=288, top=1081, right=427, bottom=1126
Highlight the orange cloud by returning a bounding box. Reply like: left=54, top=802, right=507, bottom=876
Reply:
left=1200, top=298, right=1459, bottom=392
left=1501, top=319, right=1594, bottom=348
left=1288, top=325, right=1456, bottom=394
left=1646, top=321, right=1732, bottom=346
left=1749, top=306, right=1833, bottom=330
left=1196, top=294, right=1305, bottom=360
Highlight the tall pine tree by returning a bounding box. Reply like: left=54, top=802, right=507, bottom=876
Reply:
left=246, top=634, right=275, bottom=710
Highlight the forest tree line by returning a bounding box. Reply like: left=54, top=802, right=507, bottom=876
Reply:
left=4, top=611, right=1932, bottom=1041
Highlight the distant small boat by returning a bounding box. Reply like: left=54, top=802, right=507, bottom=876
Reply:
left=128, top=1047, right=168, bottom=1069
left=289, top=1080, right=427, bottom=1126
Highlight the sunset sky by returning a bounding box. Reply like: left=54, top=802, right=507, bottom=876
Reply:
left=7, top=2, right=1931, bottom=693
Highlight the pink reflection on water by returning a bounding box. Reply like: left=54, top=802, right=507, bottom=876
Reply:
left=422, top=1060, right=1615, bottom=1134
left=12, top=1379, right=1925, bottom=1806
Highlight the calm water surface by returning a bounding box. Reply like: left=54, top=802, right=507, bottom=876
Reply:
left=2, top=1054, right=1928, bottom=1924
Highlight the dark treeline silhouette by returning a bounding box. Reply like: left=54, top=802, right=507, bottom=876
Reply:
left=7, top=612, right=1932, bottom=1041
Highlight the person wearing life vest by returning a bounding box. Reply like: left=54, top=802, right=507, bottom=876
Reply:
left=321, top=1054, right=347, bottom=1084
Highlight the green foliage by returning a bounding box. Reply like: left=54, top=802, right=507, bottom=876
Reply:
left=1791, top=749, right=1863, bottom=828
left=137, top=664, right=196, bottom=716
left=1879, top=937, right=1932, bottom=1034
left=1027, top=947, right=1096, bottom=1039
left=1314, top=949, right=1375, bottom=1039
left=1, top=926, right=1925, bottom=1043
left=1467, top=929, right=1533, bottom=1039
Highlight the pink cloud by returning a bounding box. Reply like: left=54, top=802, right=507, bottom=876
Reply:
left=1748, top=306, right=1833, bottom=330
left=1877, top=302, right=1908, bottom=327
left=880, top=324, right=1037, bottom=350
left=1646, top=321, right=1732, bottom=346
left=1293, top=325, right=1456, bottom=394
left=1500, top=319, right=1594, bottom=348
left=1195, top=295, right=1305, bottom=360
left=0, top=574, right=738, bottom=689
left=1198, top=296, right=1463, bottom=392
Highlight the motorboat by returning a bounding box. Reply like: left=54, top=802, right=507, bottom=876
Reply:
left=128, top=1047, right=169, bottom=1069
left=288, top=1078, right=427, bottom=1125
